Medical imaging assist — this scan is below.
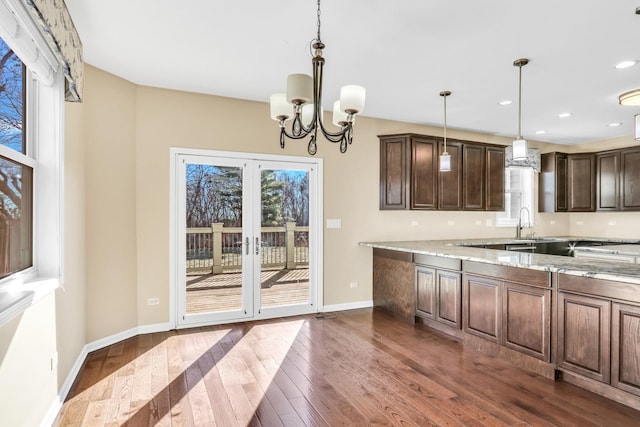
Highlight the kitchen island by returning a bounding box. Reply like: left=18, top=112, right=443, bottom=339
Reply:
left=361, top=237, right=640, bottom=411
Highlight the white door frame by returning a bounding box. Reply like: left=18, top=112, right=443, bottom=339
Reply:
left=169, top=147, right=324, bottom=328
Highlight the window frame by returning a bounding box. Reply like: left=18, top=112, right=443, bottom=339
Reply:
left=496, top=166, right=535, bottom=228
left=0, top=1, right=64, bottom=325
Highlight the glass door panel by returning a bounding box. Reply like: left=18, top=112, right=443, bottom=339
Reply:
left=178, top=155, right=252, bottom=325
left=256, top=162, right=315, bottom=317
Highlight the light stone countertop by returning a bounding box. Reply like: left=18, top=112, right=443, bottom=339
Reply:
left=360, top=237, right=640, bottom=285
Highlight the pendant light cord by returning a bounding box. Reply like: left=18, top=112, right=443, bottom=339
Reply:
left=517, top=62, right=523, bottom=140
left=443, top=94, right=447, bottom=152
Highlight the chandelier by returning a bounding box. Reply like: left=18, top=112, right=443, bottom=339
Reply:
left=269, top=0, right=366, bottom=155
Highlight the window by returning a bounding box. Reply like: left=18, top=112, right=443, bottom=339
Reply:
left=496, top=167, right=534, bottom=227
left=0, top=39, right=32, bottom=279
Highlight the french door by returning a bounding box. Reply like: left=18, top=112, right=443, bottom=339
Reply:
left=174, top=150, right=321, bottom=327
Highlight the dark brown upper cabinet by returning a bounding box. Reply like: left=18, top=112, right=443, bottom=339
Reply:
left=462, top=144, right=485, bottom=210
left=486, top=146, right=506, bottom=211
left=379, top=134, right=504, bottom=211
left=539, top=152, right=568, bottom=212
left=379, top=135, right=409, bottom=210
left=597, top=151, right=620, bottom=211
left=621, top=147, right=640, bottom=211
left=567, top=153, right=596, bottom=212
left=410, top=136, right=438, bottom=210
left=438, top=141, right=463, bottom=210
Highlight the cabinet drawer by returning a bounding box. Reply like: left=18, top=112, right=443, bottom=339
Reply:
left=463, top=260, right=550, bottom=288
left=414, top=254, right=461, bottom=271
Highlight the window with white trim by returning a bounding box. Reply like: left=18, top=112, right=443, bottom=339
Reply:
left=0, top=0, right=63, bottom=292
left=496, top=167, right=534, bottom=228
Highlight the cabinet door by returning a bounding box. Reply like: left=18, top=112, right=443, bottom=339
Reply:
left=611, top=303, right=640, bottom=397
left=485, top=146, right=505, bottom=211
left=463, top=275, right=502, bottom=343
left=410, top=137, right=438, bottom=209
left=438, top=142, right=462, bottom=210
left=415, top=266, right=436, bottom=319
left=558, top=292, right=610, bottom=383
left=597, top=151, right=620, bottom=211
left=436, top=270, right=462, bottom=329
left=568, top=153, right=596, bottom=212
left=539, top=152, right=568, bottom=212
left=462, top=144, right=485, bottom=210
left=379, top=136, right=408, bottom=210
left=620, top=148, right=640, bottom=211
left=503, top=282, right=550, bottom=361
left=556, top=154, right=569, bottom=211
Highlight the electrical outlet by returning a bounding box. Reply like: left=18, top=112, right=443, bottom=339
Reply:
left=608, top=220, right=617, bottom=226
left=349, top=282, right=358, bottom=289
left=411, top=220, right=419, bottom=226
left=50, top=352, right=58, bottom=371
left=447, top=220, right=455, bottom=226
left=147, top=297, right=160, bottom=306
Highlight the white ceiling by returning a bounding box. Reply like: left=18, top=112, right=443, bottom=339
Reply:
left=65, top=0, right=640, bottom=145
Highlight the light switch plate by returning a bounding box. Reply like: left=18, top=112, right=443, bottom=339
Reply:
left=326, top=219, right=342, bottom=229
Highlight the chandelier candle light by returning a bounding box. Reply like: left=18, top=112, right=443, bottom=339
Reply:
left=439, top=91, right=452, bottom=172
left=512, top=58, right=529, bottom=160
left=269, top=0, right=366, bottom=155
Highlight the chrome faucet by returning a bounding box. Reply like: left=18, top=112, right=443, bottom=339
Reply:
left=516, top=206, right=531, bottom=239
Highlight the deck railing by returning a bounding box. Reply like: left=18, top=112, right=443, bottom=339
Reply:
left=186, top=222, right=309, bottom=273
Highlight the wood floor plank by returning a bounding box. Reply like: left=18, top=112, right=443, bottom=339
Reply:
left=54, top=308, right=640, bottom=427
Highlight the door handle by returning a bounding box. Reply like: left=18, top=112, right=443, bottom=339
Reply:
left=255, top=237, right=260, bottom=255
left=244, top=237, right=249, bottom=255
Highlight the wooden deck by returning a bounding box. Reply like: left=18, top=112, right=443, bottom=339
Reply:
left=186, top=269, right=309, bottom=313
left=53, top=308, right=640, bottom=426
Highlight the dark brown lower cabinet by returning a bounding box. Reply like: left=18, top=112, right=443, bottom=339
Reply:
left=463, top=273, right=551, bottom=362
left=558, top=292, right=611, bottom=384
left=503, top=283, right=551, bottom=362
left=463, top=275, right=502, bottom=343
left=416, top=266, right=462, bottom=329
left=612, top=303, right=640, bottom=397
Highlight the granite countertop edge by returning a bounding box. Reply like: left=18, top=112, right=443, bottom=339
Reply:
left=360, top=237, right=640, bottom=285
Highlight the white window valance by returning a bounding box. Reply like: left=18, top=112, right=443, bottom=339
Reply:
left=0, top=0, right=58, bottom=85
left=22, top=0, right=82, bottom=102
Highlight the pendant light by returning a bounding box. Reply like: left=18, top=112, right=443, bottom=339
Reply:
left=440, top=90, right=452, bottom=172
left=512, top=58, right=529, bottom=160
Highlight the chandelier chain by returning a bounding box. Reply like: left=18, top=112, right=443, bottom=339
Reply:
left=316, top=0, right=322, bottom=42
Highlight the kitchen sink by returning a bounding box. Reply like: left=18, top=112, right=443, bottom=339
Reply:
left=456, top=239, right=636, bottom=257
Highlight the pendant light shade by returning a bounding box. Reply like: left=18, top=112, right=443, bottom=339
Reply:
left=512, top=58, right=529, bottom=160
left=440, top=90, right=452, bottom=172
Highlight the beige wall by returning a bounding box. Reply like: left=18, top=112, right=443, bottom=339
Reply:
left=84, top=66, right=138, bottom=341
left=0, top=294, right=59, bottom=427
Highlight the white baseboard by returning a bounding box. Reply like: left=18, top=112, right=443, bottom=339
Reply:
left=323, top=300, right=373, bottom=313
left=40, top=322, right=173, bottom=427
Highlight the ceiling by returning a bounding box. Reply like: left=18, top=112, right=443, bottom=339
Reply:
left=64, top=0, right=640, bottom=145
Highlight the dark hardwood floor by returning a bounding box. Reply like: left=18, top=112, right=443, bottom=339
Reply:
left=53, top=308, right=640, bottom=426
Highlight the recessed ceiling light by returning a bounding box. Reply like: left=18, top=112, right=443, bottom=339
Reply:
left=498, top=100, right=512, bottom=106
left=535, top=130, right=546, bottom=134
left=615, top=60, right=638, bottom=69
left=558, top=112, right=572, bottom=118
left=608, top=122, right=623, bottom=127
